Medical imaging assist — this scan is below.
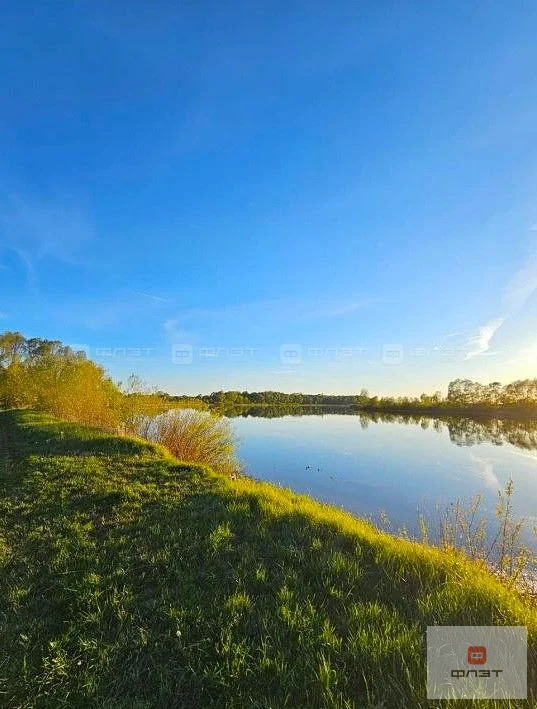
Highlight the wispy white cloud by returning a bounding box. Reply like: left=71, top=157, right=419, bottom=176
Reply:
left=130, top=290, right=168, bottom=304
left=0, top=194, right=94, bottom=289
left=464, top=250, right=537, bottom=359
left=465, top=317, right=504, bottom=360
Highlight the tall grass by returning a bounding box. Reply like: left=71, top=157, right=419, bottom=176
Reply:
left=381, top=480, right=537, bottom=593
left=432, top=480, right=537, bottom=591
left=135, top=407, right=238, bottom=476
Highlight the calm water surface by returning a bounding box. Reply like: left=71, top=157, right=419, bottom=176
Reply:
left=230, top=412, right=537, bottom=548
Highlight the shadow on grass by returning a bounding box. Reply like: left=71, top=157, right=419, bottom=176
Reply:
left=1, top=409, right=159, bottom=458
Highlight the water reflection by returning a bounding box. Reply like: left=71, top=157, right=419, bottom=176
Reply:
left=221, top=410, right=537, bottom=556
left=222, top=405, right=537, bottom=452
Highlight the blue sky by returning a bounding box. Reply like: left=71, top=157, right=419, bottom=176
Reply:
left=2, top=1, right=537, bottom=395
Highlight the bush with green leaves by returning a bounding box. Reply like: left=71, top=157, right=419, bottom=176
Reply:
left=136, top=407, right=237, bottom=475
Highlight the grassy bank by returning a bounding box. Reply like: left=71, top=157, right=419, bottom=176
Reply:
left=0, top=410, right=536, bottom=708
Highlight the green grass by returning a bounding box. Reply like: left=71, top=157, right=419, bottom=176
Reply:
left=0, top=410, right=536, bottom=708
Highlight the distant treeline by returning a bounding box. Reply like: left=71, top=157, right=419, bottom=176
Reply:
left=200, top=391, right=360, bottom=407
left=193, top=378, right=537, bottom=415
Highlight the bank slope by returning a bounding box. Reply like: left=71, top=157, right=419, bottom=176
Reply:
left=0, top=410, right=535, bottom=708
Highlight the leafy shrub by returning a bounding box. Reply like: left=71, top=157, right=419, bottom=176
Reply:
left=136, top=408, right=237, bottom=475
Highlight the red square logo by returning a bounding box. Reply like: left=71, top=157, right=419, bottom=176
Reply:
left=468, top=646, right=486, bottom=664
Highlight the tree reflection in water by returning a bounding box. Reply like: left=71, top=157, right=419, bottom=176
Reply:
left=221, top=404, right=537, bottom=451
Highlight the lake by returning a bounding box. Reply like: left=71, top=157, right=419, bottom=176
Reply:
left=230, top=411, right=537, bottom=550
